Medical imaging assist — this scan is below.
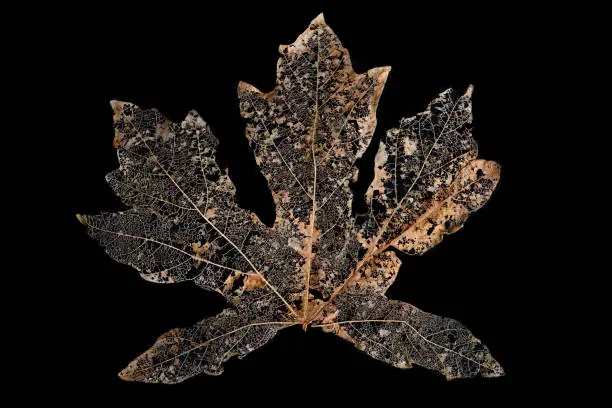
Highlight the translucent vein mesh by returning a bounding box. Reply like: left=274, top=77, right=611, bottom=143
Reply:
left=78, top=14, right=502, bottom=383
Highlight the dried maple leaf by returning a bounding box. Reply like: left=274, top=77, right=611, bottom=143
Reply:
left=77, top=14, right=503, bottom=383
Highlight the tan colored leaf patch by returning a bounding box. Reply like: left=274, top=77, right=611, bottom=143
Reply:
left=78, top=14, right=503, bottom=383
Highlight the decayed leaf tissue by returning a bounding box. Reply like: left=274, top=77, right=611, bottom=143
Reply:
left=78, top=14, right=503, bottom=383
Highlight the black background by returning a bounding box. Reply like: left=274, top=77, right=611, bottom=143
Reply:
left=49, top=2, right=558, bottom=404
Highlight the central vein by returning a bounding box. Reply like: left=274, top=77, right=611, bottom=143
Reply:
left=303, top=31, right=321, bottom=327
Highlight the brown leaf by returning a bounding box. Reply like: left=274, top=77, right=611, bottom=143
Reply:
left=78, top=13, right=502, bottom=383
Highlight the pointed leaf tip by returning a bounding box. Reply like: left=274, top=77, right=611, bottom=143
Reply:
left=238, top=81, right=263, bottom=95
left=118, top=368, right=134, bottom=382
left=312, top=13, right=326, bottom=25
left=371, top=66, right=392, bottom=80
left=465, top=84, right=474, bottom=97
left=76, top=214, right=87, bottom=225
left=118, top=360, right=142, bottom=382
left=186, top=109, right=201, bottom=120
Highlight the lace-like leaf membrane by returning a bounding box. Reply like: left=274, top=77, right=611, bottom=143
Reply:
left=78, top=14, right=503, bottom=383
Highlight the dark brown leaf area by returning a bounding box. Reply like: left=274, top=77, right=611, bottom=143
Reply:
left=78, top=14, right=503, bottom=383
